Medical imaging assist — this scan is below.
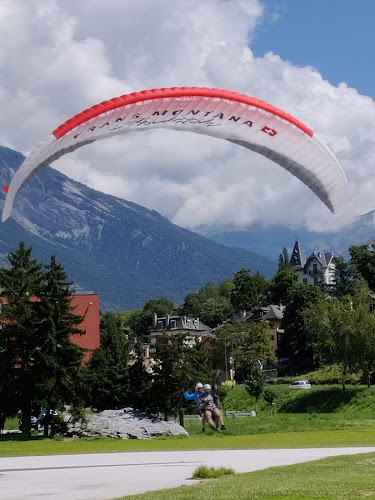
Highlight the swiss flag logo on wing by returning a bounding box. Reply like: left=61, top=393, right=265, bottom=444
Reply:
left=261, top=126, right=277, bottom=137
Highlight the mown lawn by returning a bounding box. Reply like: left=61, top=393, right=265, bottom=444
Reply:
left=117, top=452, right=375, bottom=500
left=184, top=411, right=375, bottom=436
left=221, top=383, right=375, bottom=415
left=2, top=424, right=375, bottom=457
left=3, top=383, right=375, bottom=498
left=2, top=384, right=375, bottom=458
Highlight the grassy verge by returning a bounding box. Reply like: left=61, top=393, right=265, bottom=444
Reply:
left=192, top=465, right=234, bottom=479
left=184, top=412, right=375, bottom=436
left=1, top=427, right=375, bottom=457
left=4, top=416, right=18, bottom=430
left=220, top=384, right=375, bottom=414
left=116, top=452, right=375, bottom=499
left=2, top=384, right=375, bottom=458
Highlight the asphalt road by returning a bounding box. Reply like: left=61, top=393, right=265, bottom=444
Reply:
left=1, top=447, right=375, bottom=499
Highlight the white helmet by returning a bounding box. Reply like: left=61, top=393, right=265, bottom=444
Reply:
left=203, top=384, right=211, bottom=391
left=195, top=382, right=203, bottom=390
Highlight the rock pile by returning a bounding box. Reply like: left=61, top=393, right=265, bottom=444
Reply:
left=66, top=408, right=189, bottom=440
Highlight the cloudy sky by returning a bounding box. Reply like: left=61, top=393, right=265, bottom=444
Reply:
left=1, top=0, right=375, bottom=233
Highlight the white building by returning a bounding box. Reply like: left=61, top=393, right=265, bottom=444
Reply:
left=290, top=241, right=335, bottom=286
left=148, top=314, right=214, bottom=354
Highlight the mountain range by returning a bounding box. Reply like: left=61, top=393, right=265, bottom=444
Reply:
left=0, top=145, right=277, bottom=310
left=201, top=213, right=375, bottom=262
left=2, top=144, right=373, bottom=311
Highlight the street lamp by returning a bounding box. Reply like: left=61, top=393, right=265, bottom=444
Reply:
left=216, top=331, right=243, bottom=387
left=229, top=355, right=235, bottom=388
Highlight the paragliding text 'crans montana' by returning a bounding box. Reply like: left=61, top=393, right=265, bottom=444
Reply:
left=2, top=87, right=347, bottom=222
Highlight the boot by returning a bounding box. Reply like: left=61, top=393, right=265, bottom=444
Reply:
left=210, top=424, right=220, bottom=432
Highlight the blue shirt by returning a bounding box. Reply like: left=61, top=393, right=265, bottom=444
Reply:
left=184, top=390, right=202, bottom=403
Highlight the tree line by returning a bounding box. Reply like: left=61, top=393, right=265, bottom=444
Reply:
left=0, top=242, right=274, bottom=433
left=0, top=242, right=84, bottom=436
left=2, top=240, right=375, bottom=435
left=126, top=243, right=375, bottom=390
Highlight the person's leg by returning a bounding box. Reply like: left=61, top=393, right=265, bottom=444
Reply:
left=214, top=408, right=227, bottom=430
left=218, top=409, right=227, bottom=430
left=212, top=407, right=221, bottom=427
left=205, top=409, right=218, bottom=430
left=200, top=412, right=205, bottom=432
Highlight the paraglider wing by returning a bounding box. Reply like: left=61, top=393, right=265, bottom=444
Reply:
left=2, top=86, right=347, bottom=222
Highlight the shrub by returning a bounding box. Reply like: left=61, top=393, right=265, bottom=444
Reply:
left=50, top=416, right=68, bottom=436
left=192, top=465, right=235, bottom=479
left=263, top=387, right=276, bottom=404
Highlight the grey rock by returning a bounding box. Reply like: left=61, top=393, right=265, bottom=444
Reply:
left=66, top=408, right=189, bottom=440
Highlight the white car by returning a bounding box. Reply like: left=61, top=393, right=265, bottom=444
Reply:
left=289, top=380, right=311, bottom=389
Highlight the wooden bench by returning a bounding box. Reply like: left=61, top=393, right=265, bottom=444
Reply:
left=225, top=410, right=256, bottom=418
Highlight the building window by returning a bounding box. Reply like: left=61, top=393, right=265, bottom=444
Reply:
left=270, top=335, right=274, bottom=341
left=269, top=322, right=275, bottom=329
left=303, top=278, right=307, bottom=284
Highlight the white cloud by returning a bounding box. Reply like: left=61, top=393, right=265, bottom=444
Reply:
left=0, top=0, right=374, bottom=233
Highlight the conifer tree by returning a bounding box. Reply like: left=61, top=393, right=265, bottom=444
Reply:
left=85, top=311, right=130, bottom=411
left=278, top=247, right=292, bottom=272
left=231, top=268, right=257, bottom=312
left=0, top=242, right=44, bottom=434
left=36, top=254, right=85, bottom=436
left=128, top=337, right=153, bottom=412
left=151, top=334, right=191, bottom=422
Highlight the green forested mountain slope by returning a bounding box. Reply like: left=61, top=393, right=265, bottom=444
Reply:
left=0, top=145, right=276, bottom=310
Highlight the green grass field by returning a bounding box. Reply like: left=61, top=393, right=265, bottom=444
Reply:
left=2, top=419, right=375, bottom=457
left=117, top=452, right=375, bottom=500
left=2, top=384, right=375, bottom=457
left=3, top=384, right=375, bottom=498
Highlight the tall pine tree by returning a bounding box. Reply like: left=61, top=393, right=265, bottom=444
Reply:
left=128, top=337, right=153, bottom=412
left=84, top=311, right=130, bottom=411
left=231, top=268, right=257, bottom=312
left=0, top=242, right=44, bottom=434
left=151, top=334, right=192, bottom=422
left=36, top=254, right=85, bottom=436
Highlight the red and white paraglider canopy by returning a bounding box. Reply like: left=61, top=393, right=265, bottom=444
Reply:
left=2, top=86, right=347, bottom=222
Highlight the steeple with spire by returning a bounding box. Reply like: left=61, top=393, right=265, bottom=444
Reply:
left=290, top=241, right=306, bottom=270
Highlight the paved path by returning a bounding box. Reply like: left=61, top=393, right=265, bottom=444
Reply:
left=1, top=447, right=375, bottom=499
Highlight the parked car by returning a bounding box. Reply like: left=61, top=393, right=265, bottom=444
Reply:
left=289, top=380, right=311, bottom=389
left=35, top=409, right=58, bottom=426
left=18, top=411, right=38, bottom=431
left=18, top=409, right=58, bottom=431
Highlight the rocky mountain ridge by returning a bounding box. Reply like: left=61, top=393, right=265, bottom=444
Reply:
left=204, top=212, right=375, bottom=261
left=0, top=145, right=276, bottom=310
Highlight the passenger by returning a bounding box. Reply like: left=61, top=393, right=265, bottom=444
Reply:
left=199, top=384, right=227, bottom=431
left=211, top=389, right=227, bottom=430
